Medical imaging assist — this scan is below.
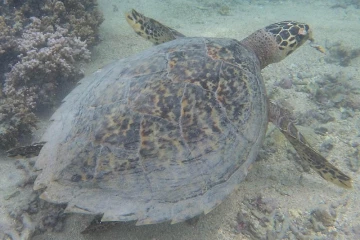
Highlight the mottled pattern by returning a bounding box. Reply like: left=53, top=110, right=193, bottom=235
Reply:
left=7, top=142, right=45, bottom=158
left=268, top=102, right=352, bottom=189
left=34, top=37, right=268, bottom=224
left=205, top=39, right=259, bottom=73
left=126, top=9, right=185, bottom=45
left=265, top=21, right=311, bottom=55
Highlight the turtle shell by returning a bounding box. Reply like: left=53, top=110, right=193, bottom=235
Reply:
left=34, top=37, right=268, bottom=225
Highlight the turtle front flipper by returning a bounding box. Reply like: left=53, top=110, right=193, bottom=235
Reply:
left=269, top=102, right=352, bottom=189
left=126, top=9, right=185, bottom=45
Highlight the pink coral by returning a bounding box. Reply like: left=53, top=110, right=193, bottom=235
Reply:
left=0, top=0, right=102, bottom=149
left=4, top=18, right=90, bottom=109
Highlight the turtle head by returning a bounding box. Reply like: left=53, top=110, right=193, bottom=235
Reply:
left=241, top=21, right=313, bottom=69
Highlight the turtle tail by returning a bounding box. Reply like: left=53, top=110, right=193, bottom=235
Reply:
left=269, top=101, right=352, bottom=189
left=126, top=9, right=185, bottom=45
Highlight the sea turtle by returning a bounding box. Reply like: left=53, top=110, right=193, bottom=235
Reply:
left=8, top=9, right=352, bottom=232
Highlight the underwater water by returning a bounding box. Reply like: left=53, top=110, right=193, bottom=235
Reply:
left=0, top=0, right=360, bottom=239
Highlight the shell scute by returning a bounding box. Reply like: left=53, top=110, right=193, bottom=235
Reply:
left=34, top=37, right=268, bottom=224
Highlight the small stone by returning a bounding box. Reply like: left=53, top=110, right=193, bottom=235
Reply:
left=277, top=78, right=293, bottom=89
left=306, top=110, right=335, bottom=124
left=351, top=141, right=359, bottom=147
left=311, top=207, right=336, bottom=227
left=314, top=127, right=328, bottom=136
left=320, top=137, right=334, bottom=151
left=332, top=93, right=345, bottom=103
left=4, top=190, right=20, bottom=200
left=347, top=150, right=359, bottom=172
left=340, top=108, right=354, bottom=119
left=297, top=72, right=312, bottom=79
left=289, top=209, right=302, bottom=218
left=306, top=82, right=319, bottom=96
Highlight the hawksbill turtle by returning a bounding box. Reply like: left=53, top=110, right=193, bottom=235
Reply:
left=7, top=9, right=352, bottom=233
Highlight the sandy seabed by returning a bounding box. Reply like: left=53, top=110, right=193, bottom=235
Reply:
left=1, top=0, right=360, bottom=239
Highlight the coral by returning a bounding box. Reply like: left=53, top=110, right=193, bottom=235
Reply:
left=0, top=0, right=103, bottom=149
left=306, top=71, right=360, bottom=110
left=310, top=207, right=336, bottom=228
left=234, top=196, right=340, bottom=239
left=0, top=97, right=37, bottom=149
left=325, top=41, right=360, bottom=67
left=218, top=5, right=231, bottom=16
left=330, top=0, right=360, bottom=8
left=4, top=18, right=91, bottom=108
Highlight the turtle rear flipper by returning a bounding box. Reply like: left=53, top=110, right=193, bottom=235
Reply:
left=80, top=215, right=118, bottom=234
left=7, top=142, right=45, bottom=158
left=269, top=102, right=352, bottom=189
left=126, top=9, right=185, bottom=44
